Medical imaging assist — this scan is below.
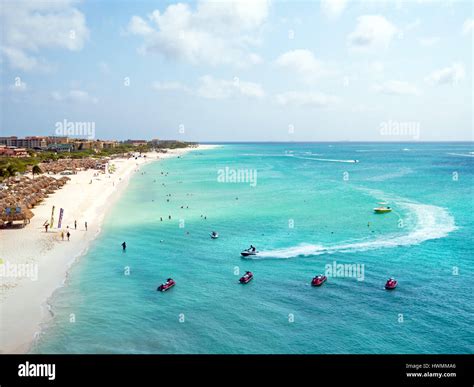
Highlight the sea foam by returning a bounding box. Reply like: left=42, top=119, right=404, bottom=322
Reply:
left=253, top=198, right=456, bottom=260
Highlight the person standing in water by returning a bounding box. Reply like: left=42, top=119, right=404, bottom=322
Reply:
left=122, top=241, right=127, bottom=251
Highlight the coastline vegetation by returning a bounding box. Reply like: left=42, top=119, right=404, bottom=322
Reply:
left=0, top=140, right=195, bottom=181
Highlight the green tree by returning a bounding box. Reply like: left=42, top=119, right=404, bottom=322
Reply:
left=32, top=164, right=42, bottom=179
left=6, top=164, right=16, bottom=179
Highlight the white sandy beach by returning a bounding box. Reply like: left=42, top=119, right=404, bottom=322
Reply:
left=0, top=145, right=217, bottom=353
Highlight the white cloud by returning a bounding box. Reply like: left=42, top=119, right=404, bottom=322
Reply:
left=462, top=18, right=474, bottom=35
left=152, top=76, right=265, bottom=99
left=370, top=61, right=384, bottom=74
left=373, top=80, right=420, bottom=96
left=98, top=62, right=110, bottom=74
left=152, top=81, right=191, bottom=93
left=0, top=0, right=89, bottom=71
left=418, top=37, right=439, bottom=47
left=52, top=89, right=98, bottom=104
left=405, top=18, right=421, bottom=31
left=197, top=75, right=265, bottom=99
left=126, top=0, right=270, bottom=67
left=348, top=15, right=397, bottom=51
left=425, top=63, right=466, bottom=85
left=320, top=0, right=348, bottom=19
left=274, top=50, right=326, bottom=81
left=128, top=15, right=155, bottom=35
left=9, top=79, right=27, bottom=92
left=275, top=91, right=339, bottom=107
left=1, top=47, right=39, bottom=72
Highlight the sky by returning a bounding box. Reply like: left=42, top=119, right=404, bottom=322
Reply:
left=0, top=0, right=472, bottom=142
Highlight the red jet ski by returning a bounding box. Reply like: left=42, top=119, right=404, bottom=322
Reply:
left=311, top=275, right=327, bottom=287
left=385, top=278, right=397, bottom=290
left=239, top=271, right=254, bottom=284
left=157, top=278, right=176, bottom=292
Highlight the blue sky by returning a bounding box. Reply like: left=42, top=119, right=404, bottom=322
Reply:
left=1, top=0, right=472, bottom=141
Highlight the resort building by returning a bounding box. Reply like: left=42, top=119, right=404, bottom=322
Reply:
left=0, top=145, right=29, bottom=157
left=125, top=139, right=147, bottom=146
left=47, top=143, right=75, bottom=152
left=0, top=136, right=69, bottom=150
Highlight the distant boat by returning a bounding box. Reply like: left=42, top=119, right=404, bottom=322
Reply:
left=157, top=278, right=175, bottom=292
left=311, top=275, right=327, bottom=287
left=239, top=271, right=254, bottom=284
left=385, top=278, right=397, bottom=290
left=210, top=231, right=219, bottom=239
left=374, top=207, right=392, bottom=214
left=241, top=246, right=258, bottom=257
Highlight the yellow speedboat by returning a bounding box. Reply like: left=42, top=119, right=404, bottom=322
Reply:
left=374, top=207, right=392, bottom=214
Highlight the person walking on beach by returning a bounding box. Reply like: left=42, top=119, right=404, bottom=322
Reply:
left=122, top=241, right=127, bottom=251
left=44, top=223, right=49, bottom=233
left=61, top=231, right=64, bottom=241
left=66, top=231, right=71, bottom=241
left=85, top=221, right=88, bottom=231
left=74, top=220, right=77, bottom=230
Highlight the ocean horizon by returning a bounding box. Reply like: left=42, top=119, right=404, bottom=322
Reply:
left=32, top=142, right=473, bottom=354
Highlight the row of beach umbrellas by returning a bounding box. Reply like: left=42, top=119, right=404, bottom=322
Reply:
left=0, top=175, right=70, bottom=223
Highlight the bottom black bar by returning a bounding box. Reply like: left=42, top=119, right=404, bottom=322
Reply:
left=0, top=355, right=472, bottom=385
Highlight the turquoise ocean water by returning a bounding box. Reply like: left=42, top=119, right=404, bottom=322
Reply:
left=33, top=143, right=473, bottom=354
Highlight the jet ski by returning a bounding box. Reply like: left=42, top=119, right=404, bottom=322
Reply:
left=385, top=278, right=397, bottom=290
left=157, top=278, right=176, bottom=292
left=239, top=271, right=254, bottom=284
left=210, top=231, right=219, bottom=239
left=241, top=246, right=258, bottom=257
left=311, top=275, right=327, bottom=287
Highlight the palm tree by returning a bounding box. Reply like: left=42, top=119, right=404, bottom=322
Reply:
left=6, top=165, right=16, bottom=179
left=32, top=165, right=42, bottom=179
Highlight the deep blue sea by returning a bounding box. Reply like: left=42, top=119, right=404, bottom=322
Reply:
left=33, top=143, right=474, bottom=353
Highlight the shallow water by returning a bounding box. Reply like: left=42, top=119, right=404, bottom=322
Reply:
left=33, top=143, right=474, bottom=353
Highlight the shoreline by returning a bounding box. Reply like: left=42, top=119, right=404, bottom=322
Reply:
left=0, top=144, right=219, bottom=354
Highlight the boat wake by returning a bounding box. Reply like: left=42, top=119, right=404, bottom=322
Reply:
left=286, top=155, right=359, bottom=163
left=252, top=199, right=456, bottom=260
left=240, top=153, right=356, bottom=163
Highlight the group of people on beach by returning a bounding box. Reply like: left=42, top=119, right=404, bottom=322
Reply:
left=43, top=219, right=89, bottom=242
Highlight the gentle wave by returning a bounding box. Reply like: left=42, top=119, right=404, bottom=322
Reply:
left=252, top=200, right=456, bottom=260
left=287, top=155, right=359, bottom=163
left=365, top=167, right=413, bottom=182
left=447, top=152, right=474, bottom=158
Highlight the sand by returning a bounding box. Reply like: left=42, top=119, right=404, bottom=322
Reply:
left=0, top=145, right=218, bottom=353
